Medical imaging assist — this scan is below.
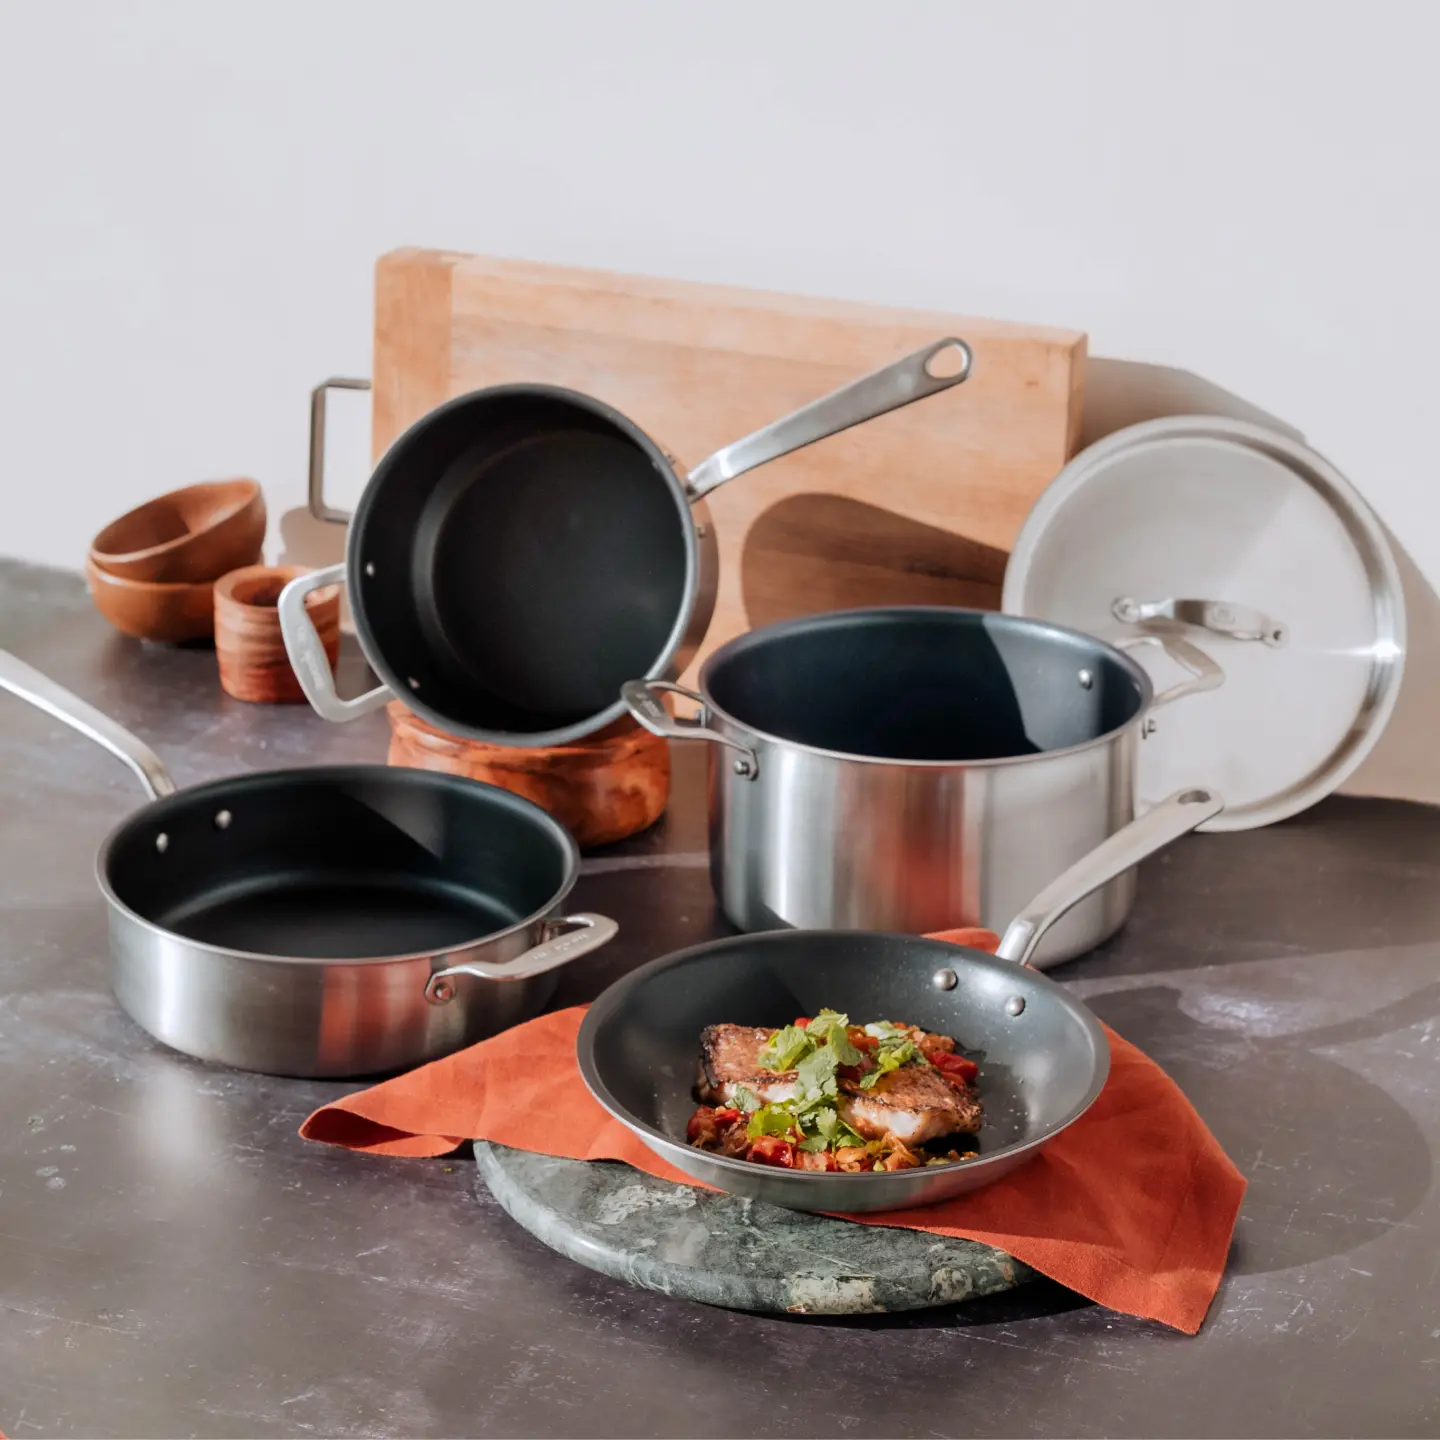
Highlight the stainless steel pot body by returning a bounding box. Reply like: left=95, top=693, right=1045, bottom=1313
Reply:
left=625, top=608, right=1221, bottom=968
left=102, top=865, right=606, bottom=1079
left=0, top=651, right=617, bottom=1079
left=282, top=341, right=973, bottom=747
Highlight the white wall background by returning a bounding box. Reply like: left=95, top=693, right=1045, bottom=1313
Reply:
left=2, top=0, right=1438, bottom=793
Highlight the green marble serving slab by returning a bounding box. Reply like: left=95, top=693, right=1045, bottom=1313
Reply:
left=475, top=1142, right=1032, bottom=1315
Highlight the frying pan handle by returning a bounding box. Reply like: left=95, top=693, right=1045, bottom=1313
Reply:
left=1116, top=631, right=1225, bottom=712
left=278, top=566, right=392, bottom=722
left=621, top=679, right=758, bottom=780
left=308, top=377, right=371, bottom=525
left=995, top=787, right=1225, bottom=966
left=0, top=649, right=176, bottom=801
left=682, top=337, right=974, bottom=503
left=425, top=913, right=619, bottom=1003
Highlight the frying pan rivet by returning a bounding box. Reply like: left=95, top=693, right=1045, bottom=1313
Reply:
left=430, top=980, right=454, bottom=1003
left=364, top=561, right=375, bottom=578
left=733, top=758, right=752, bottom=777
left=407, top=677, right=420, bottom=691
left=1078, top=668, right=1094, bottom=690
left=214, top=809, right=232, bottom=830
left=931, top=967, right=958, bottom=991
left=696, top=523, right=711, bottom=539
left=1005, top=995, right=1026, bottom=1016
left=154, top=833, right=169, bottom=854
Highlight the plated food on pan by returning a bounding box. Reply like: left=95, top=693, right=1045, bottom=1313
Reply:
left=687, top=1010, right=982, bottom=1173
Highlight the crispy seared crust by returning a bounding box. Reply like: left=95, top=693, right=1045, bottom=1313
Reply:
left=695, top=1022, right=981, bottom=1145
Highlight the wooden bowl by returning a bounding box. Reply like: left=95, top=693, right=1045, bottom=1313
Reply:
left=84, top=556, right=217, bottom=644
left=215, top=565, right=340, bottom=703
left=386, top=702, right=670, bottom=849
left=89, top=479, right=266, bottom=583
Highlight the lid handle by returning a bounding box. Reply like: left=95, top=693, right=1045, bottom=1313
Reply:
left=1113, top=596, right=1288, bottom=648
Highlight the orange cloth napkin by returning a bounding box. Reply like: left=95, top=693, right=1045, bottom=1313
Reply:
left=301, top=928, right=1244, bottom=1334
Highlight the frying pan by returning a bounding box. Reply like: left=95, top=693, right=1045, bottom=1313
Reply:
left=0, top=650, right=616, bottom=1077
left=578, top=786, right=1223, bottom=1213
left=280, top=338, right=974, bottom=747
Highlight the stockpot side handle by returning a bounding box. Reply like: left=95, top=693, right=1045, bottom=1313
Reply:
left=278, top=567, right=392, bottom=723
left=0, top=649, right=175, bottom=801
left=1117, top=631, right=1226, bottom=710
left=425, top=913, right=619, bottom=1003
left=620, top=679, right=758, bottom=780
left=995, top=787, right=1225, bottom=966
left=309, top=377, right=371, bottom=525
left=683, top=337, right=974, bottom=503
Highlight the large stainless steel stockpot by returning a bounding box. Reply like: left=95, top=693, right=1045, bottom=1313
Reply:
left=0, top=650, right=617, bottom=1077
left=624, top=607, right=1220, bottom=968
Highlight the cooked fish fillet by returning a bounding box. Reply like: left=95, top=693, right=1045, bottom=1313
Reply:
left=696, top=1022, right=981, bottom=1145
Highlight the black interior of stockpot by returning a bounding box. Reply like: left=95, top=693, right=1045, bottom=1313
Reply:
left=703, top=609, right=1146, bottom=761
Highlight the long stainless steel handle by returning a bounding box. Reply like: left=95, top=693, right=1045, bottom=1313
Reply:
left=277, top=566, right=392, bottom=723
left=0, top=649, right=175, bottom=801
left=621, top=679, right=758, bottom=779
left=996, top=787, right=1225, bottom=966
left=309, top=377, right=371, bottom=525
left=1118, top=631, right=1226, bottom=711
left=425, top=913, right=619, bottom=1003
left=683, top=337, right=974, bottom=503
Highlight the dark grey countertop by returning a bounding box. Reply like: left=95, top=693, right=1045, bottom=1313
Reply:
left=1, top=559, right=1436, bottom=1439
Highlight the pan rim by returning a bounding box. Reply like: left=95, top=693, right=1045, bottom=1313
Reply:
left=694, top=606, right=1155, bottom=770
left=348, top=382, right=701, bottom=748
left=577, top=928, right=1112, bottom=1190
left=94, top=764, right=583, bottom=967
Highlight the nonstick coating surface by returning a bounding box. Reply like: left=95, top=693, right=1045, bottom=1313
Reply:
left=702, top=607, right=1148, bottom=761
left=579, top=930, right=1109, bottom=1212
left=351, top=388, right=694, bottom=739
left=100, top=766, right=576, bottom=960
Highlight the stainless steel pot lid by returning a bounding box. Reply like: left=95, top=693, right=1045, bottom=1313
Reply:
left=1002, top=416, right=1405, bottom=832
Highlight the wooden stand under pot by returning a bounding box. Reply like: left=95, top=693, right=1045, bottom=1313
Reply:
left=385, top=702, right=670, bottom=849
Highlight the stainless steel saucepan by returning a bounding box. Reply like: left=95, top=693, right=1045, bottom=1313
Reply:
left=578, top=787, right=1223, bottom=1214
left=0, top=650, right=617, bottom=1077
left=625, top=606, right=1222, bottom=967
left=281, top=340, right=974, bottom=748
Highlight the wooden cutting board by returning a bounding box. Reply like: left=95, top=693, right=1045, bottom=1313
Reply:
left=371, top=248, right=1087, bottom=686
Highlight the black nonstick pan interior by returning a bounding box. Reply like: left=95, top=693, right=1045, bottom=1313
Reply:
left=352, top=389, right=693, bottom=736
left=579, top=929, right=1110, bottom=1213
left=101, top=766, right=576, bottom=960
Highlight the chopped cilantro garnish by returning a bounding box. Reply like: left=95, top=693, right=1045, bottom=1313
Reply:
left=732, top=1085, right=763, bottom=1113
left=757, top=1024, right=813, bottom=1072
left=858, top=1036, right=924, bottom=1089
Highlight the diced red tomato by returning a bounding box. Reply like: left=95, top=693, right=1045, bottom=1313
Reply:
left=794, top=1017, right=810, bottom=1028
left=747, top=1136, right=796, bottom=1168
left=847, top=1027, right=878, bottom=1052
left=934, top=1052, right=979, bottom=1083
left=712, top=1108, right=743, bottom=1126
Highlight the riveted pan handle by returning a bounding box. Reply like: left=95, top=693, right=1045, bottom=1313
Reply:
left=683, top=338, right=973, bottom=503
left=621, top=679, right=758, bottom=780
left=426, top=913, right=619, bottom=1003
left=308, top=377, right=371, bottom=525
left=996, top=787, right=1225, bottom=967
left=0, top=649, right=175, bottom=801
left=278, top=566, right=392, bottom=722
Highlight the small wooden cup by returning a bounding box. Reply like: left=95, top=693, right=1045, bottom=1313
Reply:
left=215, top=565, right=339, bottom=704
left=386, top=702, right=671, bottom=849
